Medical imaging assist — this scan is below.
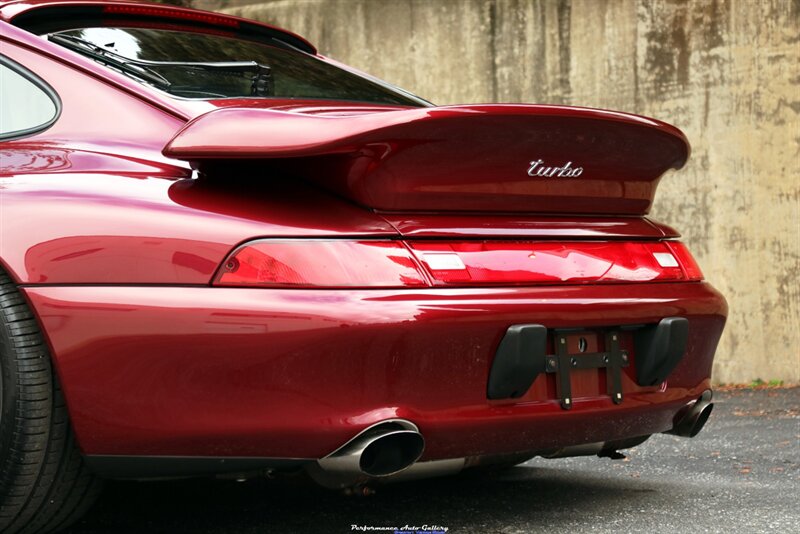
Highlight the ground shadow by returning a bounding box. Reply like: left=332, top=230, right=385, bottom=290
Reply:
left=65, top=463, right=664, bottom=533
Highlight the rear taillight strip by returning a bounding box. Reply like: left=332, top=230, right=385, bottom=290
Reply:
left=213, top=239, right=704, bottom=288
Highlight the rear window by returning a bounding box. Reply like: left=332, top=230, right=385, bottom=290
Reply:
left=46, top=27, right=428, bottom=106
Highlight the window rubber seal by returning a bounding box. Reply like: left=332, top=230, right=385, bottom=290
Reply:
left=0, top=52, right=62, bottom=141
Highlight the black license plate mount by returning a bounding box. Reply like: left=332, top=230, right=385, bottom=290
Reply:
left=545, top=330, right=630, bottom=410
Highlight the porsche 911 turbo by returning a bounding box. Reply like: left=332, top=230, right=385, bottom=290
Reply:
left=0, top=1, right=727, bottom=531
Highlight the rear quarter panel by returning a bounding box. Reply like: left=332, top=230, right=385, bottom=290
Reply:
left=0, top=38, right=396, bottom=284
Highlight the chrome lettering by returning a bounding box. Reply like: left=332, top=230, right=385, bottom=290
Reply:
left=527, top=159, right=583, bottom=177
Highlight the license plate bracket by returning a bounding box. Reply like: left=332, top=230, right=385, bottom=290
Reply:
left=546, top=330, right=629, bottom=410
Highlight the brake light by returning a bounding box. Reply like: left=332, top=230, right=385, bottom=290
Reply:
left=408, top=241, right=689, bottom=285
left=666, top=241, right=704, bottom=280
left=213, top=240, right=428, bottom=288
left=103, top=5, right=240, bottom=28
left=214, top=240, right=704, bottom=289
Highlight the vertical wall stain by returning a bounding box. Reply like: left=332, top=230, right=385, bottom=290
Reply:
left=556, top=0, right=572, bottom=101
left=632, top=2, right=641, bottom=113
left=488, top=0, right=499, bottom=102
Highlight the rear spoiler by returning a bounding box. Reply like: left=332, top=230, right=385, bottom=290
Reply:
left=163, top=104, right=690, bottom=215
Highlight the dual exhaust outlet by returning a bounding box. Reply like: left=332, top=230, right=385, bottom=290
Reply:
left=310, top=392, right=714, bottom=488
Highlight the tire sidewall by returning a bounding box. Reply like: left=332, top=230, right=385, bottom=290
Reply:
left=0, top=316, right=17, bottom=478
left=0, top=306, right=21, bottom=481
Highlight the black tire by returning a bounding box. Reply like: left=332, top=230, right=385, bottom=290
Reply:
left=0, top=271, right=102, bottom=533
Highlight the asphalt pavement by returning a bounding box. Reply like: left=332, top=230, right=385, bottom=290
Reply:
left=66, top=387, right=799, bottom=534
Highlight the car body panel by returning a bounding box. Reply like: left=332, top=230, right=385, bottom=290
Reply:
left=0, top=173, right=399, bottom=284
left=24, top=282, right=725, bottom=459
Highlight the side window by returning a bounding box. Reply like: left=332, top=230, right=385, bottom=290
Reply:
left=0, top=56, right=60, bottom=139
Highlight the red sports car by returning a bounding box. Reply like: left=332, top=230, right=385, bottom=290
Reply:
left=0, top=1, right=727, bottom=531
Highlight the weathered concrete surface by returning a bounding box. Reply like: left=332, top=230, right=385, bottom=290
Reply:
left=225, top=0, right=800, bottom=385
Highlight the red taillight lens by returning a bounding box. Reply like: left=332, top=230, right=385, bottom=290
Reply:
left=214, top=239, right=704, bottom=288
left=408, top=241, right=688, bottom=285
left=103, top=5, right=240, bottom=28
left=213, top=240, right=428, bottom=288
left=666, top=241, right=704, bottom=281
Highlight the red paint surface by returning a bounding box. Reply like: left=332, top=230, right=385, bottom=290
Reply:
left=0, top=173, right=397, bottom=284
left=26, top=283, right=726, bottom=459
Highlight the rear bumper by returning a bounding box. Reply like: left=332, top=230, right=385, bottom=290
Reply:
left=24, top=282, right=726, bottom=461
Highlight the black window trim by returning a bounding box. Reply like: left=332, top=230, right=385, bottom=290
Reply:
left=0, top=53, right=62, bottom=141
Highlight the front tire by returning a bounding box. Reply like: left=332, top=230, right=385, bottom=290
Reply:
left=0, top=271, right=102, bottom=533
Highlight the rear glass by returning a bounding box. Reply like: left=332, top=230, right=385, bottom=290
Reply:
left=47, top=27, right=427, bottom=106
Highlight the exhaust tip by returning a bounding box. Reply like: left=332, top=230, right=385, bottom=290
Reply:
left=668, top=390, right=714, bottom=438
left=359, top=431, right=425, bottom=477
left=310, top=420, right=426, bottom=488
left=687, top=402, right=714, bottom=438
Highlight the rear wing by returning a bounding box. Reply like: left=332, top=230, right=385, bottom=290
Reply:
left=163, top=104, right=690, bottom=215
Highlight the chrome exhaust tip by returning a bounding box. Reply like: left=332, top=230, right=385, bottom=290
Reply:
left=357, top=429, right=425, bottom=477
left=668, top=390, right=714, bottom=438
left=309, top=419, right=425, bottom=488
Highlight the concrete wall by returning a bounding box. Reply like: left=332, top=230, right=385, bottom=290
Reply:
left=225, top=0, right=800, bottom=384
